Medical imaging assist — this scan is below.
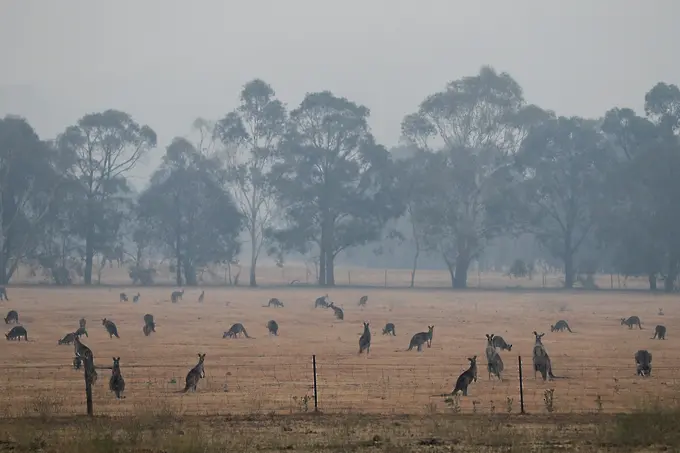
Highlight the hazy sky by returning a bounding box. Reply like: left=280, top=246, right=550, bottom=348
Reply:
left=1, top=0, right=678, bottom=187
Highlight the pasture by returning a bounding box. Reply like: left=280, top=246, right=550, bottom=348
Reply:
left=0, top=282, right=677, bottom=418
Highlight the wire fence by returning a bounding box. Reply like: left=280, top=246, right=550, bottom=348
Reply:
left=0, top=355, right=677, bottom=417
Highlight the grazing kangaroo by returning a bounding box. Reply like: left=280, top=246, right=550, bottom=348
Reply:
left=532, top=331, right=555, bottom=381
left=651, top=325, right=666, bottom=340
left=267, top=320, right=279, bottom=336
left=58, top=332, right=77, bottom=345
left=5, top=326, right=27, bottom=341
left=314, top=295, right=330, bottom=309
left=109, top=357, right=126, bottom=399
left=491, top=335, right=512, bottom=351
left=171, top=289, right=184, bottom=303
left=358, top=295, right=368, bottom=307
left=119, top=292, right=128, bottom=302
left=485, top=334, right=504, bottom=381
left=132, top=293, right=140, bottom=303
left=452, top=356, right=478, bottom=396
left=0, top=286, right=7, bottom=301
left=382, top=322, right=396, bottom=336
left=635, top=350, right=652, bottom=377
left=621, top=316, right=643, bottom=329
left=75, top=326, right=88, bottom=338
left=328, top=302, right=344, bottom=320
left=263, top=298, right=284, bottom=308
left=223, top=323, right=251, bottom=339
left=358, top=322, right=371, bottom=354
left=551, top=320, right=573, bottom=333
left=182, top=353, right=206, bottom=393
left=198, top=291, right=204, bottom=303
left=407, top=326, right=434, bottom=352
left=4, top=310, right=18, bottom=324
left=102, top=318, right=120, bottom=339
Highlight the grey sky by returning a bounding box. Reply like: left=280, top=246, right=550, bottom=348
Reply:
left=1, top=0, right=678, bottom=187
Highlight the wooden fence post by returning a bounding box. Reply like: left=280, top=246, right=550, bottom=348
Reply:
left=518, top=355, right=525, bottom=414
left=312, top=355, right=318, bottom=412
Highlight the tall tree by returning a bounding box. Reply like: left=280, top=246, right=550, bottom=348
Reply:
left=214, top=79, right=287, bottom=287
left=137, top=138, right=242, bottom=286
left=401, top=66, right=531, bottom=288
left=57, top=110, right=156, bottom=284
left=270, top=91, right=403, bottom=286
left=515, top=116, right=611, bottom=288
left=0, top=116, right=64, bottom=284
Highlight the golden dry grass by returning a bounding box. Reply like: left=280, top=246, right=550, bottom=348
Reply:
left=0, top=281, right=678, bottom=418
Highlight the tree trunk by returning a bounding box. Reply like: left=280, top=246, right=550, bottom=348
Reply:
left=410, top=247, right=420, bottom=288
left=443, top=255, right=456, bottom=288
left=183, top=261, right=197, bottom=286
left=648, top=273, right=657, bottom=291
left=0, top=241, right=7, bottom=285
left=84, top=223, right=94, bottom=285
left=175, top=233, right=182, bottom=287
left=664, top=259, right=678, bottom=293
left=249, top=230, right=258, bottom=287
left=326, top=254, right=335, bottom=286
left=453, top=252, right=470, bottom=289
left=563, top=253, right=574, bottom=289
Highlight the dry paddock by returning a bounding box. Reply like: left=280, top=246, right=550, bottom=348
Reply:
left=0, top=286, right=677, bottom=416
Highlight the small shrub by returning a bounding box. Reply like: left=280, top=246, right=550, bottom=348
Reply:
left=505, top=397, right=514, bottom=414
left=543, top=389, right=555, bottom=413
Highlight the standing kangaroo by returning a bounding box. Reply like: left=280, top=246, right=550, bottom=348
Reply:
left=198, top=291, right=204, bottom=303
left=74, top=326, right=88, bottom=338
left=328, top=302, right=344, bottom=320
left=551, top=320, right=573, bottom=333
left=109, top=357, right=126, bottom=399
left=182, top=353, right=206, bottom=393
left=491, top=335, right=512, bottom=351
left=358, top=295, right=368, bottom=307
left=267, top=320, right=279, bottom=336
left=102, top=318, right=120, bottom=338
left=314, top=295, right=330, bottom=309
left=171, top=289, right=184, bottom=303
left=635, top=350, right=652, bottom=377
left=263, top=298, right=284, bottom=308
left=358, top=322, right=371, bottom=354
left=532, top=331, right=555, bottom=381
left=452, top=356, right=478, bottom=396
left=651, top=325, right=666, bottom=340
left=621, top=316, right=643, bottom=329
left=485, top=334, right=504, bottom=381
left=223, top=323, right=251, bottom=339
left=0, top=286, right=8, bottom=301
left=143, top=314, right=156, bottom=336
left=382, top=322, right=396, bottom=336
left=119, top=292, right=128, bottom=302
left=407, top=326, right=434, bottom=352
left=4, top=310, right=18, bottom=324
left=73, top=336, right=93, bottom=373
left=79, top=318, right=87, bottom=329
left=5, top=326, right=27, bottom=341
left=132, top=293, right=140, bottom=303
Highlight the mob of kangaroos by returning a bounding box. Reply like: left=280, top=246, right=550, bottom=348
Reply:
left=171, top=289, right=184, bottom=303
left=223, top=323, right=251, bottom=339
left=109, top=357, right=126, bottom=399
left=621, top=316, right=643, bottom=329
left=181, top=353, right=206, bottom=393
left=0, top=286, right=8, bottom=301
left=551, top=320, right=573, bottom=333
left=263, top=298, right=284, bottom=308
left=4, top=310, right=18, bottom=324
left=407, top=326, right=434, bottom=352
left=358, top=322, right=371, bottom=354
left=485, top=334, right=504, bottom=381
left=452, top=356, right=478, bottom=396
left=382, top=322, right=396, bottom=336
left=651, top=325, right=666, bottom=340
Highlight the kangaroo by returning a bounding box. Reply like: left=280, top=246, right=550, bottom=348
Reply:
left=198, top=291, right=205, bottom=303
left=82, top=355, right=98, bottom=386
left=485, top=334, right=504, bottom=381
left=171, top=289, right=184, bottom=303
left=358, top=322, right=371, bottom=354
left=358, top=295, right=368, bottom=307
left=143, top=314, right=155, bottom=327
left=635, top=350, right=652, bottom=377
left=382, top=322, right=396, bottom=336
left=491, top=335, right=512, bottom=351
left=532, top=331, right=555, bottom=381
left=407, top=326, right=434, bottom=352
left=102, top=318, right=120, bottom=339
left=119, top=292, right=128, bottom=302
left=73, top=356, right=82, bottom=370
left=74, top=326, right=88, bottom=338
left=182, top=353, right=206, bottom=393
left=79, top=318, right=87, bottom=329
left=452, top=356, right=478, bottom=396
left=4, top=310, right=18, bottom=324
left=109, top=357, right=126, bottom=399
left=658, top=308, right=664, bottom=316
left=315, top=295, right=330, bottom=309
left=263, top=298, right=284, bottom=308
left=651, top=325, right=666, bottom=340
left=5, top=326, right=27, bottom=341
left=132, top=293, right=140, bottom=303
left=74, top=335, right=93, bottom=361
left=142, top=323, right=154, bottom=336
left=58, top=332, right=77, bottom=345
left=621, top=316, right=643, bottom=329
left=267, top=320, right=279, bottom=336
left=0, top=286, right=7, bottom=301
left=223, top=323, right=251, bottom=339
left=328, top=302, right=344, bottom=320
left=551, top=320, right=573, bottom=333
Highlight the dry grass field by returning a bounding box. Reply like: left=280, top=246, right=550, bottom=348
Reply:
left=0, top=282, right=678, bottom=419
